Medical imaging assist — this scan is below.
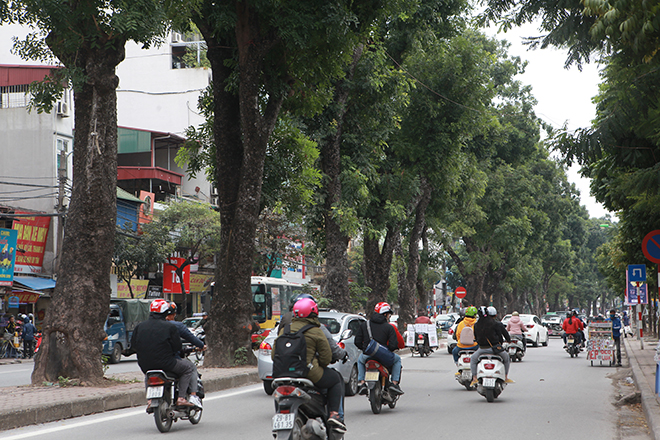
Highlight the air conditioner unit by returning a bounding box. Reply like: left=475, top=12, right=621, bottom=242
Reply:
left=56, top=101, right=70, bottom=118
left=171, top=32, right=183, bottom=43
left=211, top=186, right=218, bottom=196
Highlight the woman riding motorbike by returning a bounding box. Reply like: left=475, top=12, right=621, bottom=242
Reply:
left=469, top=306, right=514, bottom=386
left=506, top=311, right=527, bottom=351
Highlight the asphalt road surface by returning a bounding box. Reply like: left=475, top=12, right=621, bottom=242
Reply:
left=0, top=338, right=649, bottom=439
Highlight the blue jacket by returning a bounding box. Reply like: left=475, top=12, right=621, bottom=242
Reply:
left=609, top=315, right=622, bottom=338
left=172, top=320, right=204, bottom=348
left=22, top=321, right=36, bottom=341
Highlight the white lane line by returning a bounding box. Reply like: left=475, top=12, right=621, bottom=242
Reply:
left=2, top=384, right=262, bottom=440
left=0, top=368, right=32, bottom=374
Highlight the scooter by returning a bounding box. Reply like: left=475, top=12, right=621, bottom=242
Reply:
left=455, top=350, right=476, bottom=390
left=364, top=359, right=401, bottom=414
left=271, top=377, right=344, bottom=440
left=145, top=369, right=204, bottom=433
left=475, top=354, right=507, bottom=402
left=565, top=333, right=580, bottom=358
left=505, top=336, right=525, bottom=362
left=411, top=332, right=432, bottom=357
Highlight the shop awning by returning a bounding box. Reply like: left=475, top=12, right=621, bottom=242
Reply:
left=13, top=276, right=56, bottom=290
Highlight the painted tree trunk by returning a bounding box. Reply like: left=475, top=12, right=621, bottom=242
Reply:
left=32, top=44, right=124, bottom=385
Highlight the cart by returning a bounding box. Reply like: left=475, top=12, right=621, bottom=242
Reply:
left=587, top=320, right=614, bottom=366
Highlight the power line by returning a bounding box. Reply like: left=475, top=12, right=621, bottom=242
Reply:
left=0, top=181, right=57, bottom=188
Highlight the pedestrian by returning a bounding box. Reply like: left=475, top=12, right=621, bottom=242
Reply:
left=4, top=315, right=18, bottom=358
left=609, top=309, right=622, bottom=366
left=21, top=315, right=37, bottom=359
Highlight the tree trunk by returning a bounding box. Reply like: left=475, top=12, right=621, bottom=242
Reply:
left=196, top=5, right=284, bottom=367
left=32, top=43, right=124, bottom=385
left=416, top=226, right=429, bottom=314
left=444, top=238, right=488, bottom=307
left=394, top=234, right=411, bottom=333
left=363, top=224, right=398, bottom=314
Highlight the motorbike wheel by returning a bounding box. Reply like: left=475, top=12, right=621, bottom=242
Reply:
left=533, top=335, right=539, bottom=347
left=485, top=388, right=495, bottom=403
left=369, top=382, right=382, bottom=414
left=154, top=399, right=173, bottom=433
left=189, top=407, right=202, bottom=425
left=263, top=380, right=274, bottom=395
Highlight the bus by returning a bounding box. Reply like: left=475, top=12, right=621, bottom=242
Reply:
left=251, top=276, right=304, bottom=332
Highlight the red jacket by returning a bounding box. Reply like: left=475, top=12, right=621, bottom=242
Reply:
left=389, top=322, right=405, bottom=349
left=415, top=316, right=432, bottom=324
left=562, top=316, right=584, bottom=334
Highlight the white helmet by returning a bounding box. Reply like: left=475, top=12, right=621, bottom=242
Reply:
left=487, top=306, right=497, bottom=316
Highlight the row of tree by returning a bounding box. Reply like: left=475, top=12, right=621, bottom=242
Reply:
left=4, top=0, right=646, bottom=384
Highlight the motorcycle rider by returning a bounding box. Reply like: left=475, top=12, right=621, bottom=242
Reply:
left=452, top=305, right=479, bottom=364
left=272, top=297, right=347, bottom=434
left=131, top=299, right=201, bottom=408
left=354, top=302, right=404, bottom=396
left=470, top=306, right=514, bottom=386
left=506, top=311, right=527, bottom=351
left=562, top=310, right=584, bottom=348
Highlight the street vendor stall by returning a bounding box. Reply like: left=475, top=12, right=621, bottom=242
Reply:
left=587, top=319, right=614, bottom=366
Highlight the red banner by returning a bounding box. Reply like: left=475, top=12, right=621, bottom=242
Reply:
left=163, top=257, right=190, bottom=294
left=13, top=291, right=41, bottom=303
left=12, top=212, right=51, bottom=274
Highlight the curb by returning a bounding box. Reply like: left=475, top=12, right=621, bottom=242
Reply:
left=0, top=371, right=259, bottom=432
left=624, top=338, right=660, bottom=440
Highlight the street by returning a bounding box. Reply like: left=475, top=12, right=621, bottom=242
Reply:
left=0, top=338, right=649, bottom=439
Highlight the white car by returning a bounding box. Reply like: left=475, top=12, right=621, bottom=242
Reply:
left=501, top=314, right=549, bottom=347
left=256, top=310, right=366, bottom=396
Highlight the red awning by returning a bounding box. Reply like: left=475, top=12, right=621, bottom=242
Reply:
left=0, top=65, right=54, bottom=87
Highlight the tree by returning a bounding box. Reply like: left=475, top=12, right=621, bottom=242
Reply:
left=6, top=0, right=166, bottom=385
left=113, top=225, right=173, bottom=298
left=146, top=201, right=221, bottom=317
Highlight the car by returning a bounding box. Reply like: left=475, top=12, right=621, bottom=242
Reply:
left=541, top=313, right=563, bottom=337
left=435, top=313, right=460, bottom=332
left=501, top=314, right=549, bottom=347
left=182, top=316, right=203, bottom=329
left=446, top=321, right=459, bottom=353
left=256, top=310, right=366, bottom=396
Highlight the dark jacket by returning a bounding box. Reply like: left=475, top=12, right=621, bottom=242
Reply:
left=609, top=315, right=622, bottom=338
left=272, top=316, right=331, bottom=383
left=172, top=320, right=204, bottom=348
left=474, top=316, right=511, bottom=348
left=355, top=313, right=398, bottom=352
left=130, top=314, right=182, bottom=373
left=22, top=320, right=36, bottom=341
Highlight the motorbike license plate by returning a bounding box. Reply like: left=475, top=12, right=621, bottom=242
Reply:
left=365, top=371, right=380, bottom=381
left=482, top=378, right=496, bottom=388
left=272, top=413, right=295, bottom=430
left=509, top=348, right=516, bottom=355
left=567, top=337, right=574, bottom=344
left=461, top=371, right=471, bottom=380
left=146, top=386, right=164, bottom=399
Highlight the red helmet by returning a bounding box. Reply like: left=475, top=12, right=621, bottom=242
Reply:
left=374, top=302, right=392, bottom=314
left=292, top=297, right=318, bottom=318
left=150, top=299, right=170, bottom=314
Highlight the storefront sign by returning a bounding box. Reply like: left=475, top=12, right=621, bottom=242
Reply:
left=12, top=291, right=40, bottom=303
left=116, top=279, right=150, bottom=299
left=12, top=213, right=51, bottom=274
left=147, top=285, right=162, bottom=299
left=8, top=296, right=19, bottom=308
left=189, top=273, right=213, bottom=293
left=0, top=228, right=18, bottom=286
left=163, top=257, right=190, bottom=294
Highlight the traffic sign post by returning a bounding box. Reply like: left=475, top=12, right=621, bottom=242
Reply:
left=642, top=230, right=660, bottom=351
left=455, top=287, right=466, bottom=299
left=628, top=264, right=648, bottom=350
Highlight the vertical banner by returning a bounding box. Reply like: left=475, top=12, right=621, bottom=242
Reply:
left=163, top=257, right=190, bottom=294
left=428, top=326, right=439, bottom=347
left=0, top=228, right=18, bottom=286
left=406, top=324, right=415, bottom=347
left=12, top=213, right=51, bottom=274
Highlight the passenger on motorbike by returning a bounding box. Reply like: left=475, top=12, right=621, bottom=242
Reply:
left=414, top=314, right=432, bottom=324
left=562, top=311, right=584, bottom=348
left=272, top=297, right=347, bottom=433
left=470, top=306, right=514, bottom=386
left=506, top=311, right=527, bottom=351
left=131, top=299, right=200, bottom=408
left=354, top=302, right=404, bottom=396
left=452, top=306, right=479, bottom=364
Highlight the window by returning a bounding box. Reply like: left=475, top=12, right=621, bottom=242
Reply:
left=171, top=31, right=208, bottom=69
left=56, top=138, right=69, bottom=171
left=347, top=318, right=363, bottom=335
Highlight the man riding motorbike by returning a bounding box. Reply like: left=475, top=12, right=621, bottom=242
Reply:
left=452, top=306, right=479, bottom=364
left=562, top=311, right=584, bottom=348
left=354, top=302, right=404, bottom=396
left=271, top=297, right=347, bottom=434
left=506, top=311, right=527, bottom=351
left=131, top=299, right=201, bottom=408
left=470, top=306, right=514, bottom=386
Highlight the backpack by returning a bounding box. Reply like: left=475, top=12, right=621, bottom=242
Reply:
left=459, top=324, right=475, bottom=346
left=272, top=323, right=315, bottom=378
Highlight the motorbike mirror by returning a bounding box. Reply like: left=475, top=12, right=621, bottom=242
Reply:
left=340, top=329, right=353, bottom=341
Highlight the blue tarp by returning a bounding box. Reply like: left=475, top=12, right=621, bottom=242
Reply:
left=13, top=275, right=56, bottom=290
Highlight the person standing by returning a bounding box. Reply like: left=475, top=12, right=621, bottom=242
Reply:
left=21, top=315, right=37, bottom=359
left=4, top=315, right=18, bottom=358
left=609, top=309, right=622, bottom=366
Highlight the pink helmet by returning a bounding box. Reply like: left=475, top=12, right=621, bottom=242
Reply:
left=374, top=302, right=392, bottom=314
left=292, top=297, right=318, bottom=318
left=150, top=299, right=170, bottom=314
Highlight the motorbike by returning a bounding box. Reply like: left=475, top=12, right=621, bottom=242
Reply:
left=145, top=369, right=204, bottom=433
left=505, top=336, right=525, bottom=362
left=271, top=377, right=344, bottom=440
left=565, top=333, right=580, bottom=358
left=364, top=359, right=401, bottom=414
left=411, top=332, right=432, bottom=357
left=455, top=350, right=476, bottom=390
left=475, top=354, right=507, bottom=402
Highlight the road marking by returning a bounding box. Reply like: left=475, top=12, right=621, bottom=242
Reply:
left=0, top=368, right=32, bottom=375
left=2, top=384, right=261, bottom=440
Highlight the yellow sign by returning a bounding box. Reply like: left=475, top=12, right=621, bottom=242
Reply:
left=117, top=279, right=150, bottom=299
left=189, top=273, right=213, bottom=293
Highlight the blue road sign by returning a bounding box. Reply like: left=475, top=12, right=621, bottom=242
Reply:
left=628, top=264, right=647, bottom=282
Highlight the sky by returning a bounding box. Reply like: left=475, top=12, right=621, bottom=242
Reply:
left=485, top=22, right=612, bottom=220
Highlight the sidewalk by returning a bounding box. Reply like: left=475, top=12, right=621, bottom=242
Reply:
left=624, top=335, right=660, bottom=440
left=0, top=358, right=258, bottom=432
